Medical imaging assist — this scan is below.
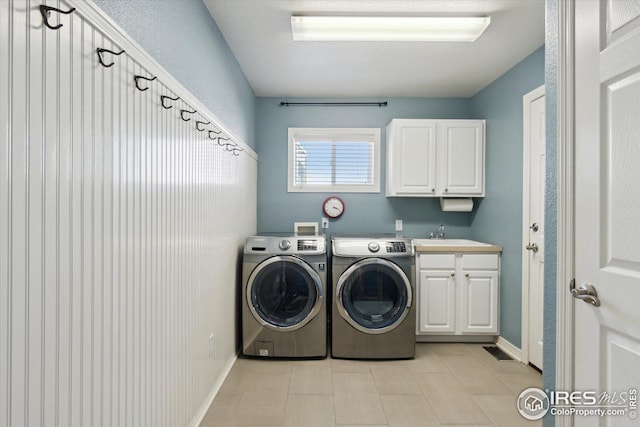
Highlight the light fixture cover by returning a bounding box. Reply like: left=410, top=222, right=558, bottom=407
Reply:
left=291, top=15, right=491, bottom=42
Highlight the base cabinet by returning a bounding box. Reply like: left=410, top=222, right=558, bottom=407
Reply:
left=460, top=270, right=499, bottom=333
left=417, top=252, right=500, bottom=336
left=418, top=270, right=456, bottom=333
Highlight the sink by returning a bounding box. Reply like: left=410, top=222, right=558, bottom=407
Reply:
left=413, top=239, right=491, bottom=247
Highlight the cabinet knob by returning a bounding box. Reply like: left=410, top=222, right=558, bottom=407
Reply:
left=431, top=188, right=435, bottom=193
left=450, top=273, right=455, bottom=278
left=465, top=273, right=470, bottom=278
left=444, top=188, right=448, bottom=193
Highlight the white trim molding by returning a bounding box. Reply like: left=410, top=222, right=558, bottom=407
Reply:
left=188, top=353, right=238, bottom=427
left=496, top=336, right=523, bottom=362
left=554, top=0, right=575, bottom=426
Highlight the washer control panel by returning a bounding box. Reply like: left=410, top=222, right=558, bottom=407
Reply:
left=297, top=239, right=319, bottom=251
left=386, top=241, right=407, bottom=253
left=332, top=236, right=414, bottom=257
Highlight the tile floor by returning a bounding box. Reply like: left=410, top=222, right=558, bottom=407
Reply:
left=200, top=343, right=542, bottom=427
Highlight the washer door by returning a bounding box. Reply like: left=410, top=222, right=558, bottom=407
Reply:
left=336, top=258, right=412, bottom=334
left=247, top=256, right=323, bottom=331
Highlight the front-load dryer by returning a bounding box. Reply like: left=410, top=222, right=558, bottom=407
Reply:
left=242, top=234, right=327, bottom=358
left=331, top=235, right=415, bottom=359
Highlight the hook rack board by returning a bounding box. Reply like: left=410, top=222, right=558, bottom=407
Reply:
left=39, top=0, right=255, bottom=159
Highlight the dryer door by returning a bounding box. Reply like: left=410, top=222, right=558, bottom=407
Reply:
left=336, top=258, right=412, bottom=334
left=247, top=256, right=323, bottom=331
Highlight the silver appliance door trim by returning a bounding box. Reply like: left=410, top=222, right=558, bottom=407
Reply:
left=336, top=257, right=413, bottom=335
left=246, top=255, right=324, bottom=332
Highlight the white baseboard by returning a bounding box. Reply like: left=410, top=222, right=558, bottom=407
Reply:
left=495, top=336, right=523, bottom=362
left=416, top=335, right=496, bottom=343
left=188, top=352, right=238, bottom=427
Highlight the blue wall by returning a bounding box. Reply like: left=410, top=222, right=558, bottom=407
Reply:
left=92, top=0, right=257, bottom=149
left=256, top=98, right=473, bottom=236
left=256, top=47, right=544, bottom=348
left=469, top=46, right=545, bottom=347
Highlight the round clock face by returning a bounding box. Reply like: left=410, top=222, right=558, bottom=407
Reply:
left=323, top=196, right=345, bottom=219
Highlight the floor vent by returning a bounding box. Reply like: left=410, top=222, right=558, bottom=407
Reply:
left=483, top=345, right=513, bottom=361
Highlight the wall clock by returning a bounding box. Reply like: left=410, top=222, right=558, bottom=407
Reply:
left=322, top=196, right=345, bottom=219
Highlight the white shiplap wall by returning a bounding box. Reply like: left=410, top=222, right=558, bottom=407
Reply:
left=0, top=1, right=257, bottom=426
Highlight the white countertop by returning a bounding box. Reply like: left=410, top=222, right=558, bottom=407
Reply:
left=413, top=238, right=503, bottom=253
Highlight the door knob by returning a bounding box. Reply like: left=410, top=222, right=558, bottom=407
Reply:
left=530, top=222, right=539, bottom=232
left=526, top=243, right=539, bottom=253
left=569, top=279, right=601, bottom=307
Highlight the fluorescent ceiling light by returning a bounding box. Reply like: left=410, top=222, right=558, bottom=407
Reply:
left=291, top=16, right=491, bottom=42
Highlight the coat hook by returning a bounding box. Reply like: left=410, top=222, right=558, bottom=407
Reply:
left=40, top=5, right=76, bottom=30
left=161, top=95, right=180, bottom=109
left=217, top=137, right=230, bottom=146
left=97, top=48, right=124, bottom=68
left=208, top=129, right=222, bottom=139
left=134, top=75, right=157, bottom=91
left=232, top=148, right=243, bottom=156
left=224, top=142, right=238, bottom=151
left=180, top=109, right=197, bottom=121
left=196, top=120, right=210, bottom=131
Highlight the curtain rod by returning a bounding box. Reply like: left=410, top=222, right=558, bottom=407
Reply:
left=280, top=101, right=388, bottom=107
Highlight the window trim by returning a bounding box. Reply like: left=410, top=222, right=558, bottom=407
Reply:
left=287, top=127, right=381, bottom=193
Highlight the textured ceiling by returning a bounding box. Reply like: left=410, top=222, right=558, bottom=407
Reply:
left=204, top=0, right=545, bottom=97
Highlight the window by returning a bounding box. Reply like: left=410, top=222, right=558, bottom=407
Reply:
left=288, top=128, right=380, bottom=193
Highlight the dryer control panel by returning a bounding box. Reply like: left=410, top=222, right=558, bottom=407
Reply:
left=244, top=235, right=326, bottom=255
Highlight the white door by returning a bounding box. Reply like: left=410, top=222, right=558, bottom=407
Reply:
left=574, top=1, right=640, bottom=425
left=523, top=86, right=545, bottom=371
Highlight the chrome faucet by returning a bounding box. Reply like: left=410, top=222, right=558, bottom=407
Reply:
left=430, top=224, right=446, bottom=239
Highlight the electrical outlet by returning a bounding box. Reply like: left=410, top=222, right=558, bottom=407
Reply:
left=208, top=333, right=215, bottom=357
left=395, top=219, right=403, bottom=231
left=321, top=217, right=329, bottom=229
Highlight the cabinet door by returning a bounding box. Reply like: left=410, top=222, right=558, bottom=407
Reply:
left=387, top=120, right=436, bottom=195
left=460, top=270, right=498, bottom=334
left=418, top=270, right=456, bottom=333
left=438, top=121, right=485, bottom=196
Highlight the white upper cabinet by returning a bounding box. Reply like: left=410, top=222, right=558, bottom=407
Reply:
left=386, top=119, right=485, bottom=197
left=386, top=119, right=437, bottom=195
left=438, top=121, right=485, bottom=196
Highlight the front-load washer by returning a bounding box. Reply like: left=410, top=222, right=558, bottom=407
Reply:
left=331, top=235, right=415, bottom=359
left=242, top=234, right=327, bottom=358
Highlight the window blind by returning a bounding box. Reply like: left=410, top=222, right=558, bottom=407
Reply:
left=289, top=129, right=379, bottom=192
